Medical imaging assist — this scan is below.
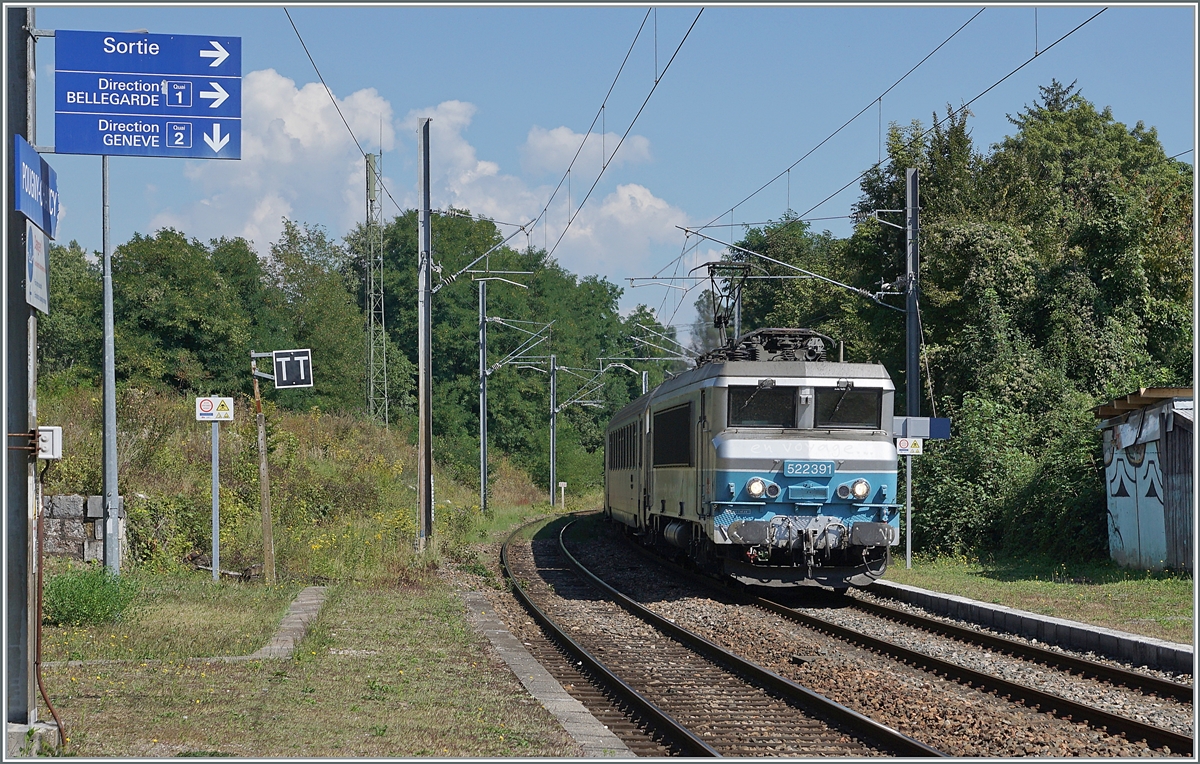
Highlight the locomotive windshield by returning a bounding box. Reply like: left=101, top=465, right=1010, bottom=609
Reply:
left=814, top=387, right=882, bottom=429
left=728, top=386, right=796, bottom=427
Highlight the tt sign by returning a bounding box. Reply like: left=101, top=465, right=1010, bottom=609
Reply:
left=55, top=30, right=241, bottom=159
left=273, top=349, right=313, bottom=389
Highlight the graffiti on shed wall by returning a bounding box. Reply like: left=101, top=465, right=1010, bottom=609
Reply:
left=1104, top=432, right=1166, bottom=570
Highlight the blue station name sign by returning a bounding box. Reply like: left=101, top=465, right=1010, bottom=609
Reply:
left=55, top=30, right=241, bottom=159
left=14, top=135, right=59, bottom=239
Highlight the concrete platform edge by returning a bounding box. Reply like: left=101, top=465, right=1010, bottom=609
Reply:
left=868, top=579, right=1194, bottom=674
left=460, top=591, right=634, bottom=758
left=6, top=722, right=61, bottom=758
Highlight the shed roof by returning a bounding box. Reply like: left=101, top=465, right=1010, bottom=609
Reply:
left=1094, top=387, right=1193, bottom=419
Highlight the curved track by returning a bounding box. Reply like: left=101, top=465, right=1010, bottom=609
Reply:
left=501, top=517, right=946, bottom=757
left=606, top=518, right=1193, bottom=755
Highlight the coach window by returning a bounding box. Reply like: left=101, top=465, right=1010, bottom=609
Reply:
left=652, top=403, right=692, bottom=467
left=728, top=386, right=796, bottom=427
left=814, top=387, right=882, bottom=429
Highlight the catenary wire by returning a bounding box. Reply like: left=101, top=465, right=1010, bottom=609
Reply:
left=527, top=10, right=653, bottom=241
left=287, top=9, right=532, bottom=235
left=284, top=8, right=408, bottom=217
left=662, top=6, right=1107, bottom=328
left=543, top=8, right=704, bottom=260
left=651, top=7, right=983, bottom=324
left=703, top=7, right=985, bottom=235
left=795, top=7, right=1108, bottom=221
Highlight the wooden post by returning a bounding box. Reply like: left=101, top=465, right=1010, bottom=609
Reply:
left=253, top=368, right=276, bottom=584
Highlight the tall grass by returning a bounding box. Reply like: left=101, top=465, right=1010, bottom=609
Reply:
left=38, top=379, right=545, bottom=584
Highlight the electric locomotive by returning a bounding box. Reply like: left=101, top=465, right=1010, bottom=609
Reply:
left=604, top=328, right=901, bottom=590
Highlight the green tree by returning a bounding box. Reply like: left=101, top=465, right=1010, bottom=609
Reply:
left=264, top=220, right=365, bottom=412
left=112, top=228, right=251, bottom=393
left=39, top=240, right=102, bottom=383
left=727, top=82, right=1193, bottom=561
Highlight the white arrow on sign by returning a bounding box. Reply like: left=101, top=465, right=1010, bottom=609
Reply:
left=200, top=81, right=229, bottom=108
left=204, top=122, right=229, bottom=153
left=199, top=40, right=230, bottom=67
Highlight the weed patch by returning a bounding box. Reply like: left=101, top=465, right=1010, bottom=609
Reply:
left=885, top=553, right=1193, bottom=644
left=43, top=564, right=139, bottom=626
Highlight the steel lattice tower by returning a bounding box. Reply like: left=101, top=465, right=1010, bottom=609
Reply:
left=366, top=153, right=388, bottom=426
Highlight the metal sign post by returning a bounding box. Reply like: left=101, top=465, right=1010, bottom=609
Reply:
left=196, top=397, right=233, bottom=580
left=549, top=354, right=557, bottom=506
left=906, top=455, right=912, bottom=569
left=896, top=437, right=923, bottom=569
left=49, top=27, right=242, bottom=579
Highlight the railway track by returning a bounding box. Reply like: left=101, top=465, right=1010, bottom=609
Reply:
left=754, top=593, right=1194, bottom=755
left=501, top=517, right=946, bottom=757
left=840, top=595, right=1193, bottom=700
left=584, top=514, right=1192, bottom=756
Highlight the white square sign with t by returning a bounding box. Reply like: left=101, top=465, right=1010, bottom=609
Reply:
left=273, top=348, right=313, bottom=388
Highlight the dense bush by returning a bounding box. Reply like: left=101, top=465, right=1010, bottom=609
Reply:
left=43, top=565, right=140, bottom=626
left=39, top=383, right=542, bottom=583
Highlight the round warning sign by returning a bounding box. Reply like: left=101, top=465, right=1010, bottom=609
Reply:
left=196, top=396, right=235, bottom=421
left=896, top=437, right=923, bottom=456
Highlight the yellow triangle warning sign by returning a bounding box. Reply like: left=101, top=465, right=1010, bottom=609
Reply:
left=215, top=400, right=230, bottom=412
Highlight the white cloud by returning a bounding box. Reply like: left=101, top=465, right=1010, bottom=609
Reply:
left=520, top=125, right=651, bottom=176
left=148, top=68, right=395, bottom=252
left=151, top=76, right=692, bottom=317
left=397, top=104, right=686, bottom=285
left=556, top=182, right=688, bottom=274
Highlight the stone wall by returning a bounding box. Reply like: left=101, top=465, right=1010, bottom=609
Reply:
left=42, top=495, right=125, bottom=563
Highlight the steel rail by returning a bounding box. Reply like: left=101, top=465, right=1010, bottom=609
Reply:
left=500, top=521, right=721, bottom=757
left=753, top=596, right=1194, bottom=755
left=557, top=521, right=947, bottom=757
left=611, top=521, right=1192, bottom=755
left=846, top=596, right=1194, bottom=702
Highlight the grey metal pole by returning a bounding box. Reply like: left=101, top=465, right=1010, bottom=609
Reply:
left=102, top=154, right=119, bottom=574
left=641, top=370, right=648, bottom=396
left=416, top=118, right=433, bottom=548
left=904, top=168, right=919, bottom=569
left=479, top=279, right=487, bottom=515
left=211, top=421, right=219, bottom=581
left=549, top=354, right=556, bottom=506
left=253, top=370, right=274, bottom=584
left=733, top=293, right=741, bottom=341
left=6, top=5, right=36, bottom=723
left=905, top=168, right=920, bottom=419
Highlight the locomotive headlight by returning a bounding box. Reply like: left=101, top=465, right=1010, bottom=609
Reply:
left=746, top=477, right=767, bottom=498
left=851, top=479, right=871, bottom=500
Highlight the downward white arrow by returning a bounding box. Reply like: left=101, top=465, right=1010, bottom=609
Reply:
left=199, top=81, right=229, bottom=108
left=199, top=40, right=230, bottom=67
left=204, top=123, right=230, bottom=153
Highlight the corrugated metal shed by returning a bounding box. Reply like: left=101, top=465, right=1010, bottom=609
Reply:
left=1096, top=389, right=1193, bottom=572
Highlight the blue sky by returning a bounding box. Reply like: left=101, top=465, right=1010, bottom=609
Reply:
left=28, top=3, right=1197, bottom=331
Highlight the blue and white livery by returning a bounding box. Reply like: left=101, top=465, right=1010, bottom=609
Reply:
left=604, top=328, right=901, bottom=590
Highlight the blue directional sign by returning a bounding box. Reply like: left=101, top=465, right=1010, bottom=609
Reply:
left=13, top=135, right=59, bottom=239
left=55, top=30, right=240, bottom=159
